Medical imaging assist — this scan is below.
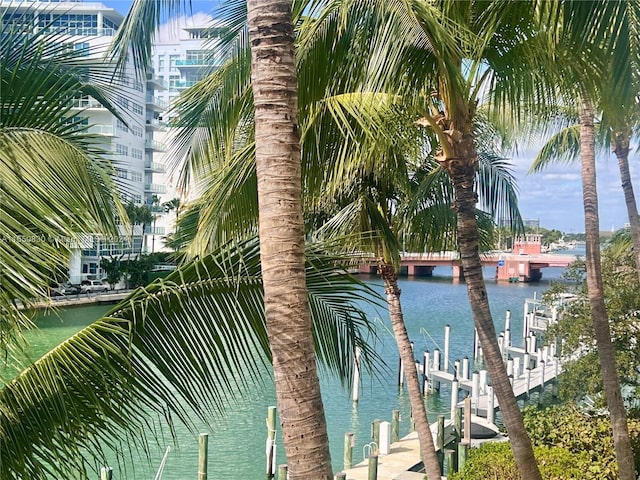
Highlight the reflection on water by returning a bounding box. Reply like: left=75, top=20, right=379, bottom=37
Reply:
left=7, top=268, right=572, bottom=478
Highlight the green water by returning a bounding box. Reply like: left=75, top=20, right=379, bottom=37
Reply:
left=6, top=268, right=567, bottom=479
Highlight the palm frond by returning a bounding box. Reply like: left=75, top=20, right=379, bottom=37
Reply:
left=1, top=238, right=383, bottom=479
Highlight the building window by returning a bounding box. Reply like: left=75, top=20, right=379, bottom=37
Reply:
left=116, top=95, right=129, bottom=110
left=131, top=171, right=143, bottom=183
left=169, top=55, right=179, bottom=73
left=116, top=119, right=129, bottom=133
left=116, top=144, right=128, bottom=156
left=74, top=42, right=90, bottom=56
left=158, top=57, right=165, bottom=70
left=131, top=125, right=144, bottom=137
left=131, top=148, right=143, bottom=160
left=131, top=102, right=143, bottom=115
left=116, top=168, right=128, bottom=179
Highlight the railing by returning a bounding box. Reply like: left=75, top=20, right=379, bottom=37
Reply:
left=176, top=59, right=212, bottom=67
left=69, top=97, right=105, bottom=109
left=40, top=27, right=116, bottom=37
left=144, top=139, right=166, bottom=152
left=175, top=80, right=197, bottom=89
left=144, top=160, right=166, bottom=172
left=145, top=94, right=167, bottom=110
left=87, top=124, right=115, bottom=136
left=144, top=184, right=167, bottom=194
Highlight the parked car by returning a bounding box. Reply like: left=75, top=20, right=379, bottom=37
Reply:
left=80, top=280, right=109, bottom=294
left=50, top=283, right=80, bottom=296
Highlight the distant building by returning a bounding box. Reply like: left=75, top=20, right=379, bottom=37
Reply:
left=523, top=218, right=540, bottom=230
left=1, top=0, right=166, bottom=282
left=149, top=14, right=222, bottom=249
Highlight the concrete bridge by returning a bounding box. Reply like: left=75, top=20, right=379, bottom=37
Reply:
left=359, top=235, right=578, bottom=282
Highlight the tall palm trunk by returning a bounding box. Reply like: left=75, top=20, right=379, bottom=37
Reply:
left=441, top=130, right=543, bottom=480
left=579, top=97, right=636, bottom=480
left=379, top=264, right=441, bottom=480
left=247, top=1, right=333, bottom=479
left=613, top=129, right=640, bottom=283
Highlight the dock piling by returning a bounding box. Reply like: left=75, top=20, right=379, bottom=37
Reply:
left=352, top=346, right=361, bottom=402
left=344, top=432, right=354, bottom=470
left=100, top=467, right=112, bottom=480
left=368, top=454, right=378, bottom=480
left=444, top=324, right=451, bottom=373
left=277, top=465, right=287, bottom=480
left=391, top=410, right=400, bottom=443
left=266, top=406, right=277, bottom=479
left=198, top=433, right=208, bottom=480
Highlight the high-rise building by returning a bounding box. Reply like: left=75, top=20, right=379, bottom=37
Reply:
left=149, top=14, right=221, bottom=250
left=1, top=0, right=167, bottom=282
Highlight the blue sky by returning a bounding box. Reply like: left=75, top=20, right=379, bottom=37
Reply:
left=101, top=1, right=639, bottom=234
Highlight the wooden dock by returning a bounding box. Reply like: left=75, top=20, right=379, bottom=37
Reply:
left=335, top=298, right=572, bottom=480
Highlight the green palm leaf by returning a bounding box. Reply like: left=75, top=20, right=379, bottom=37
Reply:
left=1, top=238, right=382, bottom=479
left=1, top=9, right=127, bottom=349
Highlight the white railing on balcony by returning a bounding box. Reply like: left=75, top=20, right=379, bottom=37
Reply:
left=144, top=139, right=166, bottom=152
left=69, top=97, right=105, bottom=109
left=87, top=124, right=115, bottom=136
left=145, top=94, right=167, bottom=110
left=144, top=160, right=166, bottom=172
left=144, top=184, right=167, bottom=194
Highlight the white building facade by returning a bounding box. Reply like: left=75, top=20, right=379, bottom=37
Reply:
left=1, top=0, right=167, bottom=283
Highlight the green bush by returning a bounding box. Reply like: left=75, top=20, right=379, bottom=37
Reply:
left=449, top=441, right=593, bottom=480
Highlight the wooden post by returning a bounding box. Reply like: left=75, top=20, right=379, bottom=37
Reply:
left=473, top=329, right=480, bottom=361
left=352, top=346, right=361, bottom=402
left=391, top=410, right=400, bottom=443
left=471, top=371, right=479, bottom=411
left=445, top=448, right=457, bottom=475
left=487, top=386, right=495, bottom=424
left=538, top=360, right=546, bottom=405
left=344, top=432, right=354, bottom=470
left=463, top=397, right=471, bottom=444
left=372, top=419, right=381, bottom=447
left=506, top=358, right=513, bottom=377
left=422, top=350, right=430, bottom=394
left=437, top=415, right=445, bottom=473
left=523, top=352, right=530, bottom=370
left=450, top=378, right=459, bottom=419
left=379, top=421, right=391, bottom=455
left=433, top=348, right=441, bottom=391
left=513, top=356, right=521, bottom=379
left=100, top=467, right=112, bottom=480
left=458, top=442, right=469, bottom=471
left=444, top=324, right=451, bottom=374
left=525, top=367, right=531, bottom=399
left=505, top=309, right=511, bottom=332
left=277, top=465, right=287, bottom=480
left=454, top=406, right=463, bottom=438
left=479, top=369, right=488, bottom=394
left=266, top=406, right=277, bottom=479
left=198, top=433, right=208, bottom=480
left=368, top=454, right=378, bottom=480
left=398, top=356, right=404, bottom=389
left=462, top=356, right=469, bottom=380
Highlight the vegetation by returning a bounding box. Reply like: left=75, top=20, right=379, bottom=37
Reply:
left=452, top=404, right=640, bottom=480
left=545, top=232, right=640, bottom=403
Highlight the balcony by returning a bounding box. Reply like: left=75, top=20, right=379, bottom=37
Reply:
left=146, top=74, right=168, bottom=91
left=147, top=226, right=166, bottom=235
left=69, top=97, right=105, bottom=109
left=176, top=58, right=212, bottom=68
left=144, top=159, right=166, bottom=173
left=145, top=118, right=167, bottom=131
left=87, top=124, right=115, bottom=136
left=145, top=139, right=166, bottom=152
left=145, top=94, right=167, bottom=112
left=175, top=80, right=197, bottom=90
left=144, top=184, right=167, bottom=194
left=41, top=26, right=116, bottom=37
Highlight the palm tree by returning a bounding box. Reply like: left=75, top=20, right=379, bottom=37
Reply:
left=528, top=3, right=638, bottom=476
left=1, top=238, right=380, bottom=479
left=112, top=1, right=335, bottom=476
left=0, top=7, right=125, bottom=348
left=164, top=4, right=523, bottom=477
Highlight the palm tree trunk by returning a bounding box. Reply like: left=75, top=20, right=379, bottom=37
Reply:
left=379, top=264, right=441, bottom=480
left=442, top=131, right=543, bottom=480
left=579, top=97, right=636, bottom=480
left=613, top=129, right=640, bottom=284
left=247, top=1, right=332, bottom=478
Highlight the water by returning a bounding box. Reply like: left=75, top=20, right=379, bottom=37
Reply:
left=12, top=266, right=568, bottom=479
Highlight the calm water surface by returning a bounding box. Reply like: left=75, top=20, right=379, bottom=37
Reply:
left=17, top=266, right=569, bottom=479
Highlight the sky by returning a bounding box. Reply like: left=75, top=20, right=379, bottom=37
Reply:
left=101, top=0, right=639, bottom=234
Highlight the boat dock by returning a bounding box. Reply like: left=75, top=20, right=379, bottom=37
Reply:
left=334, top=297, right=570, bottom=480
